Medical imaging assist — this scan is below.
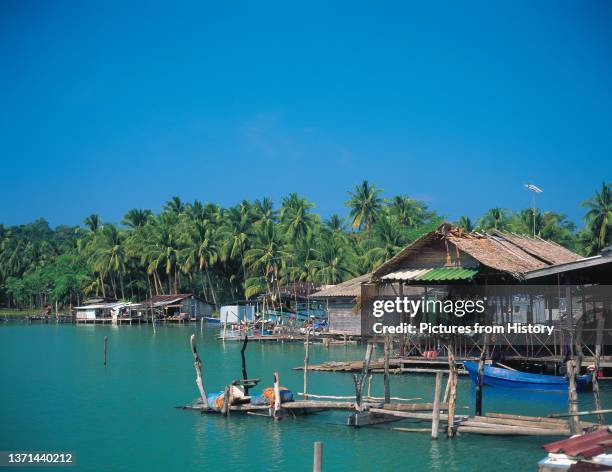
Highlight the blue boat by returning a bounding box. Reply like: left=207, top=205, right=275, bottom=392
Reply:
left=463, top=361, right=592, bottom=392
left=203, top=316, right=221, bottom=324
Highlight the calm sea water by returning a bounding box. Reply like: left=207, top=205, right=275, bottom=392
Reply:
left=1, top=324, right=609, bottom=471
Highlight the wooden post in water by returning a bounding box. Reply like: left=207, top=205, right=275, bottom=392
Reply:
left=241, top=333, right=249, bottom=394
left=313, top=441, right=322, bottom=472
left=447, top=339, right=457, bottom=438
left=221, top=384, right=230, bottom=416
left=222, top=310, right=228, bottom=340
left=189, top=334, right=208, bottom=409
left=151, top=300, right=156, bottom=334
left=567, top=359, right=580, bottom=435
left=353, top=343, right=373, bottom=412
left=273, top=371, right=281, bottom=420
left=475, top=333, right=488, bottom=416
left=594, top=302, right=605, bottom=424
left=384, top=335, right=391, bottom=404
left=104, top=336, right=108, bottom=367
left=303, top=325, right=310, bottom=399
left=431, top=371, right=442, bottom=440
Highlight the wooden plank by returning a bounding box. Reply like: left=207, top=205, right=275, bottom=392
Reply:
left=283, top=401, right=357, bottom=410
left=457, top=426, right=568, bottom=436
left=368, top=408, right=467, bottom=421
left=470, top=415, right=568, bottom=429
left=460, top=420, right=569, bottom=435
left=486, top=412, right=568, bottom=425
left=383, top=403, right=448, bottom=412
left=392, top=428, right=431, bottom=433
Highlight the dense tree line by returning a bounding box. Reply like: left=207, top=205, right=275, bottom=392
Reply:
left=0, top=181, right=610, bottom=310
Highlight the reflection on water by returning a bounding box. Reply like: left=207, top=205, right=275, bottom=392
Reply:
left=1, top=324, right=609, bottom=472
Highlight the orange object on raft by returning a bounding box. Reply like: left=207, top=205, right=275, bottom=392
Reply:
left=262, top=386, right=289, bottom=403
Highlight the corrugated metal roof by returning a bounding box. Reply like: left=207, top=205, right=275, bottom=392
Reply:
left=381, top=267, right=478, bottom=282
left=414, top=267, right=479, bottom=281
left=381, top=268, right=432, bottom=281
left=544, top=428, right=612, bottom=459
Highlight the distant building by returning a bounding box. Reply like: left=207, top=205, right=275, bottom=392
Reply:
left=138, top=294, right=213, bottom=320
left=74, top=301, right=138, bottom=322
left=312, top=273, right=372, bottom=336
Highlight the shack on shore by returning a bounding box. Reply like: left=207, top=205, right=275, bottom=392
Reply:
left=74, top=301, right=140, bottom=323
left=138, top=294, right=213, bottom=321
left=312, top=273, right=371, bottom=336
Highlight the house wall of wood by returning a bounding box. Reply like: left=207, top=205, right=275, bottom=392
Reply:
left=327, top=298, right=361, bottom=335
left=180, top=297, right=213, bottom=318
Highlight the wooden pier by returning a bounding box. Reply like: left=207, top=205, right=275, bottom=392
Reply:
left=179, top=332, right=608, bottom=444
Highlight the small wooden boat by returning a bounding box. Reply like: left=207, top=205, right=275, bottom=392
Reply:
left=203, top=316, right=221, bottom=324
left=463, top=361, right=592, bottom=392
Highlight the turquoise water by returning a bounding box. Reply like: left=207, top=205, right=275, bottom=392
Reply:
left=1, top=324, right=610, bottom=471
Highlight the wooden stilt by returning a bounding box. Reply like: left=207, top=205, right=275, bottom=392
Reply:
left=304, top=326, right=310, bottom=399
left=566, top=359, right=580, bottom=435
left=347, top=343, right=374, bottom=427
left=189, top=334, right=208, bottom=409
left=384, top=335, right=391, bottom=404
left=313, top=441, right=322, bottom=472
left=352, top=343, right=374, bottom=412
left=151, top=305, right=156, bottom=334
left=593, top=303, right=604, bottom=424
left=447, top=339, right=457, bottom=438
left=103, top=336, right=107, bottom=367
left=431, top=371, right=442, bottom=440
left=273, top=371, right=281, bottom=420
left=241, top=333, right=249, bottom=395
left=475, top=333, right=488, bottom=416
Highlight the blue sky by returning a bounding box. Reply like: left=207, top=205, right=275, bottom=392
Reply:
left=1, top=1, right=611, bottom=227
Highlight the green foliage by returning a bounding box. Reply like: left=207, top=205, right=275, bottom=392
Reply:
left=0, top=183, right=607, bottom=308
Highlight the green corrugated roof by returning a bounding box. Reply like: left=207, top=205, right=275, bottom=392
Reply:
left=413, top=267, right=478, bottom=281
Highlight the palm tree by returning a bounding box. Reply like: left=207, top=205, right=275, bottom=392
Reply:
left=478, top=208, right=508, bottom=231
left=219, top=206, right=253, bottom=282
left=456, top=216, right=474, bottom=232
left=92, top=224, right=128, bottom=299
left=311, top=234, right=355, bottom=285
left=181, top=219, right=219, bottom=305
left=389, top=196, right=424, bottom=227
left=280, top=193, right=316, bottom=244
left=244, top=221, right=289, bottom=299
left=122, top=209, right=152, bottom=229
left=253, top=197, right=278, bottom=227
left=325, top=214, right=345, bottom=233
left=346, top=180, right=384, bottom=230
left=83, top=214, right=101, bottom=233
left=142, top=214, right=183, bottom=294
left=582, top=182, right=612, bottom=254
left=164, top=196, right=185, bottom=215
left=363, top=217, right=404, bottom=269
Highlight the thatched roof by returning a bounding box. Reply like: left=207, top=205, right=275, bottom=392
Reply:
left=311, top=273, right=372, bottom=298
left=373, top=223, right=583, bottom=280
